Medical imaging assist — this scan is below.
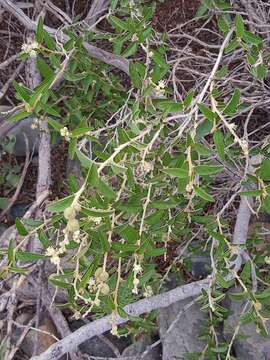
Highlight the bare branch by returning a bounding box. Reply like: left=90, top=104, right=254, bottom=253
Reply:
left=30, top=278, right=210, bottom=360
left=0, top=0, right=129, bottom=74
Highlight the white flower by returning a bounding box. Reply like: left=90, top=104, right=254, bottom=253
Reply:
left=131, top=33, right=138, bottom=42
left=29, top=50, right=37, bottom=58
left=111, top=324, right=118, bottom=336
left=91, top=217, right=101, bottom=225
left=143, top=285, right=153, bottom=298
left=149, top=51, right=154, bottom=58
left=21, top=41, right=39, bottom=54
left=133, top=264, right=143, bottom=273
left=46, top=246, right=56, bottom=257
left=60, top=127, right=71, bottom=141
left=158, top=80, right=166, bottom=89
left=73, top=230, right=80, bottom=243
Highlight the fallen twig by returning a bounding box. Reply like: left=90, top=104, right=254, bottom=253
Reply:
left=30, top=278, right=210, bottom=360
left=0, top=0, right=129, bottom=75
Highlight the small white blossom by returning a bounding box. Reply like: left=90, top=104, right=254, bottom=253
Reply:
left=21, top=41, right=39, bottom=54
left=143, top=285, right=153, bottom=298
left=73, top=230, right=80, bottom=243
left=133, top=263, right=143, bottom=273
left=60, top=127, right=71, bottom=141
left=131, top=33, right=138, bottom=42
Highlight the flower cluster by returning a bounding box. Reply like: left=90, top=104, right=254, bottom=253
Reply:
left=21, top=41, right=39, bottom=58
left=60, top=127, right=71, bottom=141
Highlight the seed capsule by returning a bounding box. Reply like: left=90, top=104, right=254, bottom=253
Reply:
left=66, top=219, right=80, bottom=233
left=100, top=283, right=110, bottom=295
left=64, top=207, right=76, bottom=220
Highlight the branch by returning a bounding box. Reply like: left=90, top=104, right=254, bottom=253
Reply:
left=30, top=278, right=210, bottom=360
left=85, top=0, right=109, bottom=26
left=0, top=0, right=129, bottom=75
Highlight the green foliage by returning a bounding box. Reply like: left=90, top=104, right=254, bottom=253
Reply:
left=1, top=0, right=270, bottom=357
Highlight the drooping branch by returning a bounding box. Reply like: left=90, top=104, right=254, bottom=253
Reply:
left=30, top=278, right=210, bottom=360
left=0, top=0, right=129, bottom=75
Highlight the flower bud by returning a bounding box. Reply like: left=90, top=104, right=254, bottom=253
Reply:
left=66, top=219, right=80, bottom=233
left=64, top=207, right=76, bottom=220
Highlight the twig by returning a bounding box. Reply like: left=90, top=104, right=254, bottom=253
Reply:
left=30, top=278, right=210, bottom=360
left=0, top=0, right=129, bottom=74
left=85, top=0, right=109, bottom=26
left=0, top=61, right=25, bottom=100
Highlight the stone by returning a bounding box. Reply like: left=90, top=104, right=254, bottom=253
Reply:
left=158, top=296, right=207, bottom=360
left=191, top=254, right=211, bottom=278
left=9, top=203, right=29, bottom=222
left=122, top=336, right=161, bottom=360
left=70, top=320, right=129, bottom=357
left=0, top=107, right=39, bottom=156
left=0, top=223, right=8, bottom=236
left=223, top=289, right=270, bottom=360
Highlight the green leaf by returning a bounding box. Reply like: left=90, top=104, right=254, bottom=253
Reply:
left=197, top=103, right=216, bottom=121
left=16, top=251, right=46, bottom=262
left=36, top=16, right=44, bottom=43
left=146, top=247, right=167, bottom=257
left=8, top=239, right=14, bottom=263
left=97, top=231, right=110, bottom=252
left=49, top=274, right=72, bottom=289
left=195, top=2, right=209, bottom=17
left=223, top=88, right=240, bottom=115
left=13, top=81, right=31, bottom=102
left=15, top=218, right=28, bottom=236
left=263, top=195, right=270, bottom=214
left=116, top=225, right=140, bottom=243
left=183, top=89, right=193, bottom=108
left=48, top=118, right=63, bottom=131
left=258, top=159, right=270, bottom=180
left=37, top=229, right=50, bottom=248
left=194, top=185, right=214, bottom=202
left=155, top=100, right=183, bottom=113
left=0, top=197, right=9, bottom=210
left=29, top=74, right=54, bottom=107
left=240, top=189, right=262, bottom=196
left=109, top=16, right=129, bottom=31
left=8, top=110, right=31, bottom=123
left=218, top=16, right=229, bottom=34
left=48, top=195, right=75, bottom=213
left=161, top=168, right=189, bottom=178
left=63, top=72, right=87, bottom=82
left=256, top=64, right=266, bottom=80
left=76, top=149, right=92, bottom=168
left=192, top=143, right=211, bottom=156
left=81, top=207, right=113, bottom=217
left=123, top=43, right=138, bottom=58
left=110, top=0, right=119, bottom=11
left=195, top=119, right=213, bottom=140
left=129, top=62, right=145, bottom=88
left=235, top=14, right=244, bottom=38
left=213, top=130, right=225, bottom=160
left=243, top=31, right=262, bottom=45
left=37, top=57, right=54, bottom=78
left=194, top=165, right=224, bottom=176
left=225, top=39, right=238, bottom=54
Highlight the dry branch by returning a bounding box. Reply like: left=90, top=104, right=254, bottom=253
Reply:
left=30, top=278, right=210, bottom=360
left=0, top=0, right=129, bottom=75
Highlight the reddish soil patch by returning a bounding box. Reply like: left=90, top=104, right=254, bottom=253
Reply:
left=153, top=0, right=201, bottom=31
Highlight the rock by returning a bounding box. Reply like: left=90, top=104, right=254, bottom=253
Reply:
left=70, top=320, right=129, bottom=357
left=0, top=106, right=39, bottom=156
left=158, top=296, right=207, bottom=360
left=0, top=223, right=8, bottom=236
left=191, top=254, right=211, bottom=278
left=9, top=203, right=29, bottom=222
left=10, top=118, right=39, bottom=156
left=13, top=312, right=58, bottom=357
left=122, top=336, right=161, bottom=360
left=223, top=289, right=270, bottom=360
